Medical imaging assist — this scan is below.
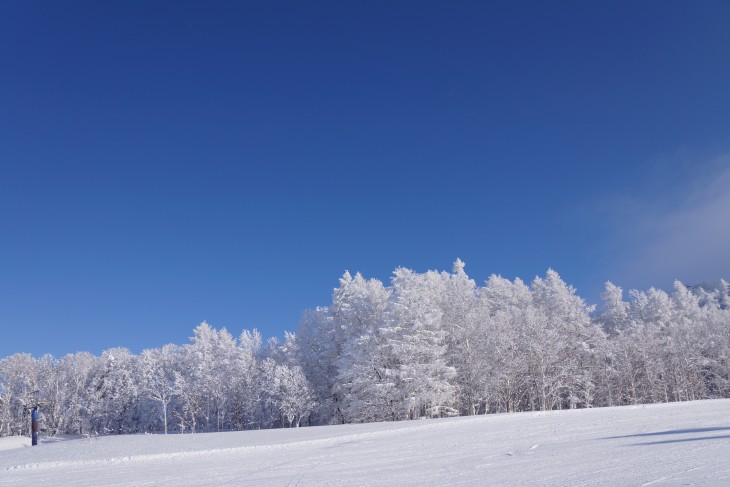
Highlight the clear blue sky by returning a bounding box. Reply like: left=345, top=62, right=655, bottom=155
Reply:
left=2, top=1, right=730, bottom=357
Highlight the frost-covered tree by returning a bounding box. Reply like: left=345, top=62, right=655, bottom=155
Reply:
left=296, top=306, right=339, bottom=423
left=269, top=363, right=316, bottom=427
left=141, top=344, right=181, bottom=434
left=89, top=348, right=140, bottom=435
left=380, top=268, right=457, bottom=419
left=0, top=353, right=41, bottom=436
left=184, top=322, right=239, bottom=432
left=229, top=329, right=262, bottom=430
left=53, top=352, right=96, bottom=435
left=440, top=259, right=481, bottom=415
left=477, top=275, right=532, bottom=413
left=600, top=282, right=629, bottom=336
left=332, top=273, right=391, bottom=423
left=530, top=269, right=603, bottom=409
left=2, top=261, right=729, bottom=438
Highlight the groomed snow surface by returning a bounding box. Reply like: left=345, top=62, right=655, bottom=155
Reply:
left=1, top=399, right=729, bottom=486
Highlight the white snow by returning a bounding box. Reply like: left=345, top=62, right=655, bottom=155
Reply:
left=0, top=438, right=30, bottom=453
left=1, top=399, right=729, bottom=486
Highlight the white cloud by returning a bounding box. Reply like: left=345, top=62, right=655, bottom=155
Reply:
left=610, top=154, right=730, bottom=290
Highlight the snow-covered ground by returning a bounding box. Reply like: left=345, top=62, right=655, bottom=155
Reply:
left=1, top=399, right=729, bottom=486
left=0, top=438, right=29, bottom=453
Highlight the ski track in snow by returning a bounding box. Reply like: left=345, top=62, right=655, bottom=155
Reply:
left=1, top=399, right=730, bottom=486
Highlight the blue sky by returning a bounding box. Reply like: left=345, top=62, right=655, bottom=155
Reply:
left=2, top=1, right=729, bottom=357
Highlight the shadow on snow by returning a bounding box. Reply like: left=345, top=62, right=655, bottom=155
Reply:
left=603, top=426, right=730, bottom=440
left=630, top=435, right=730, bottom=446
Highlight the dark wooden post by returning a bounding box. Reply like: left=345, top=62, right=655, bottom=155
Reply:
left=31, top=406, right=39, bottom=446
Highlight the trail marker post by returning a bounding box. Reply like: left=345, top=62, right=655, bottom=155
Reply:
left=31, top=406, right=39, bottom=446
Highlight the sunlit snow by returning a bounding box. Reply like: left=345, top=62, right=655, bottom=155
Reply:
left=2, top=399, right=729, bottom=486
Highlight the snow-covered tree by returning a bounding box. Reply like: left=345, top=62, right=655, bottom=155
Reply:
left=229, top=329, right=262, bottom=430
left=440, top=259, right=481, bottom=415
left=1, top=261, right=729, bottom=438
left=530, top=269, right=602, bottom=410
left=296, top=306, right=339, bottom=423
left=269, top=363, right=316, bottom=427
left=141, top=344, right=181, bottom=434
left=600, top=282, right=629, bottom=336
left=380, top=268, right=457, bottom=419
left=89, top=348, right=140, bottom=435
left=332, top=273, right=391, bottom=423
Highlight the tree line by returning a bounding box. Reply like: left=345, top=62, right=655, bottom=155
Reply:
left=1, top=261, right=729, bottom=437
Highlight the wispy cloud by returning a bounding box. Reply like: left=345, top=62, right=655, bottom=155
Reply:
left=606, top=153, right=730, bottom=290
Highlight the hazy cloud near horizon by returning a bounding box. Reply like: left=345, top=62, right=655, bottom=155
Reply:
left=611, top=155, right=730, bottom=291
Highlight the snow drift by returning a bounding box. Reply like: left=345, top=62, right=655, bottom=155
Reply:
left=2, top=399, right=729, bottom=486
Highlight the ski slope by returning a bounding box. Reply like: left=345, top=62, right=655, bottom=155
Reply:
left=1, top=399, right=729, bottom=486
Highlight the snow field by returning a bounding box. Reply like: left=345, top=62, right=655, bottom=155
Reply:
left=1, top=399, right=730, bottom=486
